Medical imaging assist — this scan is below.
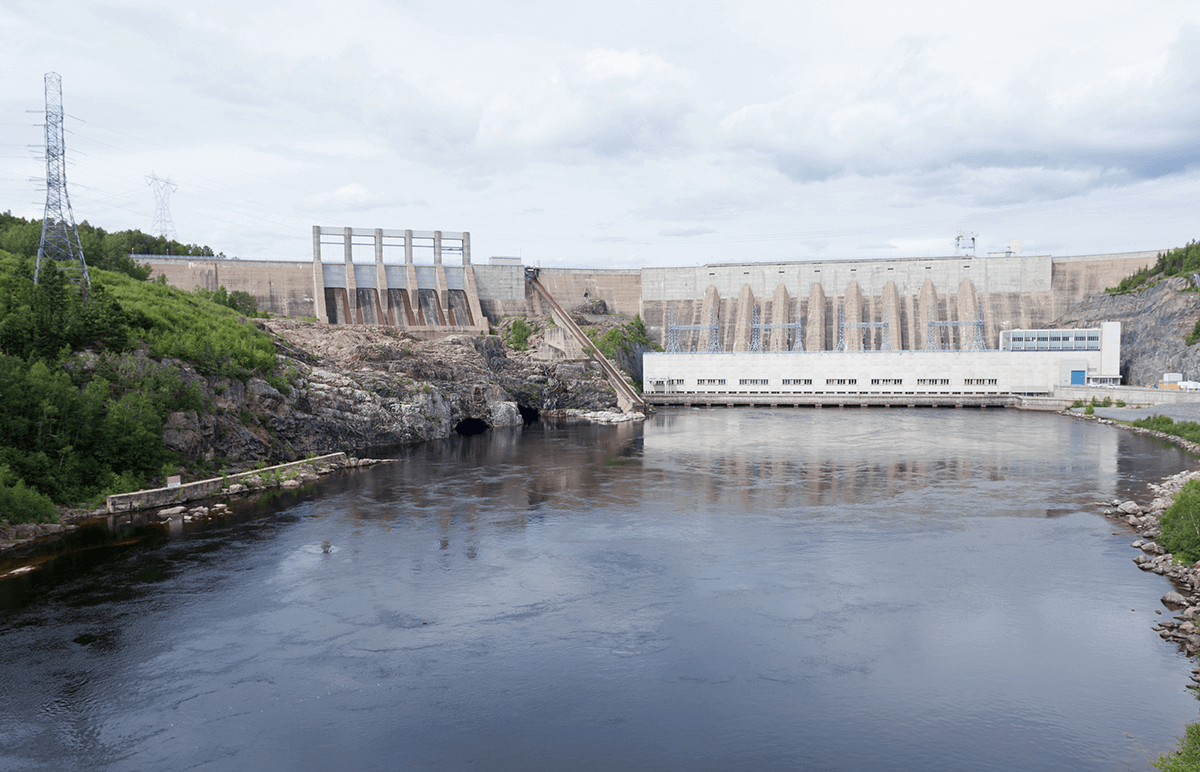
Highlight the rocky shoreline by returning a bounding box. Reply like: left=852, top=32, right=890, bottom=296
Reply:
left=1064, top=408, right=1200, bottom=687
left=0, top=406, right=643, bottom=565
left=0, top=453, right=386, bottom=569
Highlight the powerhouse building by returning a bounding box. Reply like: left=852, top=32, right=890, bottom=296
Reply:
left=642, top=322, right=1120, bottom=405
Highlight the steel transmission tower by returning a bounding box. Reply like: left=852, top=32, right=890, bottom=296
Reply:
left=146, top=172, right=177, bottom=241
left=34, top=72, right=90, bottom=292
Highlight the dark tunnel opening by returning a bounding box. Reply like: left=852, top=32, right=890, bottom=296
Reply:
left=517, top=404, right=540, bottom=423
left=454, top=418, right=490, bottom=436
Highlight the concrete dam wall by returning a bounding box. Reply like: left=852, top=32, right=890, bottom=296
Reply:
left=138, top=228, right=1161, bottom=351
left=639, top=250, right=1160, bottom=351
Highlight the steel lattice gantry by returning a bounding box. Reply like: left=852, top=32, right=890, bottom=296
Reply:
left=748, top=304, right=804, bottom=352
left=924, top=307, right=986, bottom=351
left=835, top=305, right=892, bottom=352
left=665, top=308, right=721, bottom=353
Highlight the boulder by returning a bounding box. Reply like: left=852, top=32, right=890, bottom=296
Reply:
left=1163, top=591, right=1189, bottom=607
left=1118, top=501, right=1142, bottom=515
left=156, top=506, right=187, bottom=520
left=489, top=401, right=522, bottom=428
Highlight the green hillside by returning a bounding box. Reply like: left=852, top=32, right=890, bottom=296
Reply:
left=0, top=245, right=278, bottom=526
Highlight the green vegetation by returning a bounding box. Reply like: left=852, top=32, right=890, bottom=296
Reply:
left=0, top=210, right=222, bottom=281
left=193, top=285, right=261, bottom=318
left=0, top=465, right=57, bottom=525
left=1107, top=242, right=1200, bottom=345
left=1108, top=241, right=1200, bottom=295
left=584, top=315, right=661, bottom=361
left=101, top=270, right=275, bottom=378
left=1158, top=479, right=1200, bottom=565
left=1130, top=414, right=1200, bottom=446
left=1156, top=723, right=1200, bottom=771
left=508, top=318, right=534, bottom=350
left=0, top=240, right=279, bottom=525
left=1188, top=317, right=1200, bottom=347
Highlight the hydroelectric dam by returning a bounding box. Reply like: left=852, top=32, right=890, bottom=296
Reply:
left=139, top=225, right=1163, bottom=405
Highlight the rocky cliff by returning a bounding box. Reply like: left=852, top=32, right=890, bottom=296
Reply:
left=1052, top=276, right=1200, bottom=386
left=159, top=319, right=622, bottom=468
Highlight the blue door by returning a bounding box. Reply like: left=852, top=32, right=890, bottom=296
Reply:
left=1071, top=370, right=1086, bottom=385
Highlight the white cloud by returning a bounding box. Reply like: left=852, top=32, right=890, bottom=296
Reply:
left=718, top=22, right=1200, bottom=200
left=2, top=1, right=1200, bottom=266
left=472, top=47, right=696, bottom=158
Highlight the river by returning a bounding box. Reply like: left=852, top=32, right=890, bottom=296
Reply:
left=1, top=408, right=1198, bottom=771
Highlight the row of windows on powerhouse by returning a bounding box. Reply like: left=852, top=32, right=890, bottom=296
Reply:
left=684, top=378, right=999, bottom=386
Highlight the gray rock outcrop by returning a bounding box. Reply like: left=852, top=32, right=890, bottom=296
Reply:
left=1052, top=276, right=1200, bottom=387
left=159, top=321, right=622, bottom=465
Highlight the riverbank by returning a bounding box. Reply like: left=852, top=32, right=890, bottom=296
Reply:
left=1063, top=408, right=1200, bottom=679
left=0, top=452, right=389, bottom=572
left=0, top=406, right=644, bottom=567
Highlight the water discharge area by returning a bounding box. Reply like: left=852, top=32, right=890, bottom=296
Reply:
left=1, top=409, right=1199, bottom=771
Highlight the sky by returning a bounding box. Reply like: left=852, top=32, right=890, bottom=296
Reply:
left=1, top=1, right=1198, bottom=268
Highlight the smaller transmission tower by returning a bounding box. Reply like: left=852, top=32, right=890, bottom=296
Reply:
left=146, top=172, right=177, bottom=241
left=35, top=72, right=90, bottom=292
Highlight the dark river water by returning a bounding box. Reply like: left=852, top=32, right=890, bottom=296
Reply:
left=2, top=409, right=1199, bottom=771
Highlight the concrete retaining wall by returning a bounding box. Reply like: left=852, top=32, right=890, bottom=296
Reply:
left=145, top=257, right=319, bottom=319
left=536, top=268, right=643, bottom=317
left=106, top=453, right=348, bottom=513
left=1052, top=385, right=1200, bottom=406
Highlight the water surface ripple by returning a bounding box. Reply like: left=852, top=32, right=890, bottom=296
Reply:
left=1, top=409, right=1198, bottom=771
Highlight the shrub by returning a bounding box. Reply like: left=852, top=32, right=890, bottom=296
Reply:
left=509, top=319, right=533, bottom=350
left=1085, top=405, right=1094, bottom=415
left=1132, top=415, right=1200, bottom=445
left=1155, top=722, right=1200, bottom=771
left=1159, top=480, right=1200, bottom=565
left=0, top=464, right=58, bottom=524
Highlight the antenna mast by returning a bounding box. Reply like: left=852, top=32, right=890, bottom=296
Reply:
left=34, top=72, right=90, bottom=293
left=954, top=230, right=978, bottom=257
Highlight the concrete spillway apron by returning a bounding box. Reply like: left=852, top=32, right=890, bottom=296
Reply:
left=525, top=270, right=645, bottom=414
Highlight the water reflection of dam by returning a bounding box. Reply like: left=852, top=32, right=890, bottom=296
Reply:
left=640, top=409, right=1120, bottom=512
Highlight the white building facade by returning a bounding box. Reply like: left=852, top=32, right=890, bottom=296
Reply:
left=643, top=322, right=1120, bottom=404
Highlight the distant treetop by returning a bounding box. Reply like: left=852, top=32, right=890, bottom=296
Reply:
left=0, top=210, right=224, bottom=281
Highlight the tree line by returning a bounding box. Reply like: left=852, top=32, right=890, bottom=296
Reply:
left=0, top=211, right=222, bottom=282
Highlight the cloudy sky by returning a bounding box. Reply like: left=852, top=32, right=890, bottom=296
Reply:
left=1, top=1, right=1198, bottom=268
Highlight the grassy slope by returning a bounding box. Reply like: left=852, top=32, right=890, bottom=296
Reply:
left=0, top=249, right=278, bottom=523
